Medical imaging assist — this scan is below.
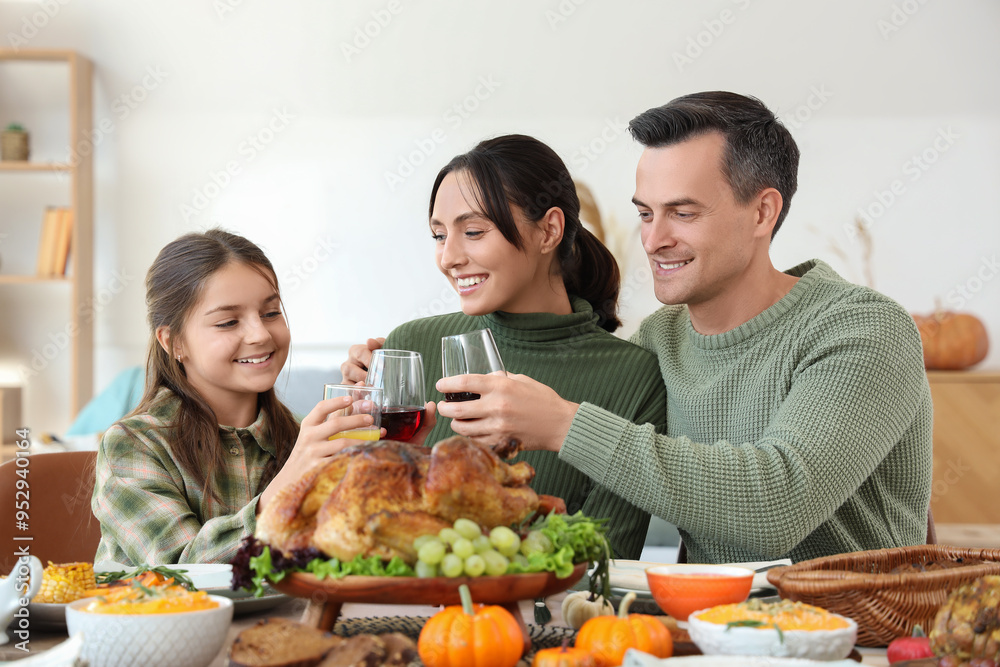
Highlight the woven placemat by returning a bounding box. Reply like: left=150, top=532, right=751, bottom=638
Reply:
left=334, top=615, right=577, bottom=657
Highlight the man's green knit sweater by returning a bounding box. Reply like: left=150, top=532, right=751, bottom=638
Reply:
left=384, top=296, right=667, bottom=559
left=561, top=260, right=934, bottom=564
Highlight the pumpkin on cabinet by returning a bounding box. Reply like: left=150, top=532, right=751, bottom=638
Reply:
left=912, top=310, right=989, bottom=370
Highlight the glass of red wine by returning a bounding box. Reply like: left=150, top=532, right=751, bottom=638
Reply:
left=440, top=329, right=506, bottom=402
left=365, top=349, right=427, bottom=441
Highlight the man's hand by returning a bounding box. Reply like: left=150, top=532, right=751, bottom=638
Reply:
left=435, top=373, right=579, bottom=452
left=341, top=337, right=385, bottom=384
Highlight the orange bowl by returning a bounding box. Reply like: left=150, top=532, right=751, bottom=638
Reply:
left=645, top=564, right=754, bottom=621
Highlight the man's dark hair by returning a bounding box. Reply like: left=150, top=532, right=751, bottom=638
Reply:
left=628, top=91, right=800, bottom=237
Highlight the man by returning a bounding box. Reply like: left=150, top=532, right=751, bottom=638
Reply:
left=436, top=91, right=933, bottom=564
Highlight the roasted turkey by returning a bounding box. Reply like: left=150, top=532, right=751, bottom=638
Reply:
left=255, top=436, right=540, bottom=564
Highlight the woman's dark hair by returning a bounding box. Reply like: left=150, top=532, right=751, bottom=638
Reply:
left=428, top=134, right=622, bottom=331
left=628, top=91, right=800, bottom=237
left=131, top=228, right=299, bottom=503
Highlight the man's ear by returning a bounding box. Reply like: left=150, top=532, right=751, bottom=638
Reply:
left=538, top=207, right=566, bottom=254
left=754, top=188, right=783, bottom=239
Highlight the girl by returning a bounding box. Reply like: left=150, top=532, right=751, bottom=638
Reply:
left=344, top=135, right=667, bottom=559
left=92, top=229, right=374, bottom=565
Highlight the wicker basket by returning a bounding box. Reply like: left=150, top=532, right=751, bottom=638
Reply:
left=766, top=544, right=1000, bottom=647
left=1, top=130, right=29, bottom=161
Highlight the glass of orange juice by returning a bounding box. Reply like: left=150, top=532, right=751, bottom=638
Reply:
left=323, top=383, right=382, bottom=441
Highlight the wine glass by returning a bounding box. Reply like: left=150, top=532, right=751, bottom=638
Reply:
left=323, top=383, right=382, bottom=441
left=440, top=329, right=506, bottom=402
left=365, top=349, right=427, bottom=441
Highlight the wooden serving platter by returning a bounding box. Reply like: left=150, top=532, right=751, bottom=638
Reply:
left=272, top=562, right=587, bottom=655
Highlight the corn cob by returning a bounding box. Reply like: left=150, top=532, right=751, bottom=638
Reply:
left=32, top=561, right=97, bottom=603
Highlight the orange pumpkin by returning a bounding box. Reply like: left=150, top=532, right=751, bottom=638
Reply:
left=418, top=584, right=523, bottom=667
left=575, top=592, right=673, bottom=667
left=532, top=639, right=597, bottom=667
left=912, top=310, right=989, bottom=370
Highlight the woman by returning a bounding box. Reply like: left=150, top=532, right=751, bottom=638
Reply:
left=344, top=135, right=666, bottom=559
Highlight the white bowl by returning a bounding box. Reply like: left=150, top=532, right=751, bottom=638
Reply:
left=687, top=606, right=858, bottom=661
left=65, top=595, right=233, bottom=667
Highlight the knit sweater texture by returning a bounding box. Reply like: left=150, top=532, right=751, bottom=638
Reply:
left=384, top=296, right=667, bottom=559
left=561, top=260, right=934, bottom=564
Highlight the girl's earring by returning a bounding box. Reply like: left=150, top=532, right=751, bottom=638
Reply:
left=176, top=355, right=182, bottom=363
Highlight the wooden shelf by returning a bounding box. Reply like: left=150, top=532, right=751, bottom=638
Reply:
left=0, top=48, right=77, bottom=62
left=0, top=275, right=72, bottom=285
left=0, top=161, right=73, bottom=172
left=0, top=49, right=93, bottom=426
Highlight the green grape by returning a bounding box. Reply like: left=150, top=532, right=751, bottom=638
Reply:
left=413, top=534, right=436, bottom=551
left=520, top=530, right=553, bottom=557
left=453, top=518, right=482, bottom=541
left=482, top=549, right=509, bottom=576
left=438, top=527, right=461, bottom=545
left=440, top=553, right=463, bottom=578
left=414, top=560, right=438, bottom=578
left=452, top=537, right=475, bottom=560
left=472, top=535, right=492, bottom=553
left=489, top=526, right=521, bottom=557
left=417, top=538, right=446, bottom=565
left=511, top=554, right=530, bottom=569
left=464, top=554, right=486, bottom=577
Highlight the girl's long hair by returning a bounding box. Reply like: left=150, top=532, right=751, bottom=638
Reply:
left=131, top=228, right=299, bottom=502
left=429, top=134, right=622, bottom=331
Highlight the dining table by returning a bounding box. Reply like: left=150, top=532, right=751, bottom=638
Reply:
left=2, top=589, right=892, bottom=666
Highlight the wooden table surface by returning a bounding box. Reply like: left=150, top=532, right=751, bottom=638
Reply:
left=2, top=591, right=890, bottom=665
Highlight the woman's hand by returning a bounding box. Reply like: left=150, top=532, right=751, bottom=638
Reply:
left=258, top=396, right=378, bottom=512
left=340, top=337, right=385, bottom=384
left=435, top=373, right=579, bottom=453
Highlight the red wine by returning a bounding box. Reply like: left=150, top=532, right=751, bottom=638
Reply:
left=444, top=392, right=480, bottom=402
left=381, top=406, right=426, bottom=441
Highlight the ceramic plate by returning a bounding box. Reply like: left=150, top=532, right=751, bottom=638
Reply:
left=25, top=563, right=288, bottom=629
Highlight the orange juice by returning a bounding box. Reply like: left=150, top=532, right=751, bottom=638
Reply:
left=329, top=427, right=380, bottom=441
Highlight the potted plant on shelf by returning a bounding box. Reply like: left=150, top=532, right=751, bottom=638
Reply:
left=1, top=123, right=30, bottom=161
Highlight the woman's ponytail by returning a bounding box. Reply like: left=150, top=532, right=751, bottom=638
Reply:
left=560, top=224, right=622, bottom=332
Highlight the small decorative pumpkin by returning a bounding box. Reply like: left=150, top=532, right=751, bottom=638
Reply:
left=561, top=590, right=614, bottom=630
left=912, top=309, right=989, bottom=370
left=532, top=638, right=597, bottom=667
left=418, top=584, right=523, bottom=667
left=575, top=592, right=673, bottom=667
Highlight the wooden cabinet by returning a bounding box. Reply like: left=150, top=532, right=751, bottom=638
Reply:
left=0, top=49, right=93, bottom=428
left=927, top=371, right=1000, bottom=523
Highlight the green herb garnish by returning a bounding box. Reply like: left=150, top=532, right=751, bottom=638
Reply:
left=95, top=566, right=197, bottom=591
left=725, top=619, right=785, bottom=644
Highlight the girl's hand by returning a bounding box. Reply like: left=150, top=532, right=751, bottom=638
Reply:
left=258, top=396, right=379, bottom=512
left=341, top=337, right=385, bottom=384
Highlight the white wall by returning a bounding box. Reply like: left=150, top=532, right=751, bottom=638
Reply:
left=1, top=0, right=998, bottom=434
